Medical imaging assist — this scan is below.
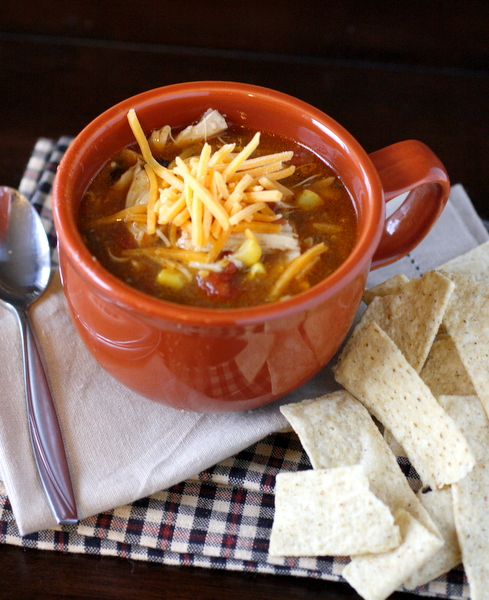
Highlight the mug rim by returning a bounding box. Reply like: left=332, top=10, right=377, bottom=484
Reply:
left=52, top=81, right=385, bottom=327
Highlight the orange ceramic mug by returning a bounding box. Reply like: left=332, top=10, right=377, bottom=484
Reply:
left=52, top=82, right=449, bottom=412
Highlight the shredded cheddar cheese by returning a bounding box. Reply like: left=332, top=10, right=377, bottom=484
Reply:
left=93, top=109, right=333, bottom=301
left=269, top=243, right=328, bottom=300
left=126, top=109, right=299, bottom=258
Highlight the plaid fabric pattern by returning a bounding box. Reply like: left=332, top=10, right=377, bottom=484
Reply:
left=18, top=135, right=72, bottom=264
left=0, top=139, right=471, bottom=599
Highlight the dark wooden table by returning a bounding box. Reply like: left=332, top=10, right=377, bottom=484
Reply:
left=1, top=2, right=488, bottom=598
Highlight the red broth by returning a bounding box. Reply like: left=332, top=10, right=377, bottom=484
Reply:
left=77, top=117, right=357, bottom=309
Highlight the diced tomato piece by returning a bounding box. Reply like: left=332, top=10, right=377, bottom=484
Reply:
left=197, top=262, right=238, bottom=299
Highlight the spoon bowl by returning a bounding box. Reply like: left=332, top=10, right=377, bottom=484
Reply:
left=0, top=187, right=51, bottom=305
left=0, top=186, right=78, bottom=525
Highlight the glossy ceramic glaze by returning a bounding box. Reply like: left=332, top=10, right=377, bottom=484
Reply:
left=52, top=82, right=450, bottom=412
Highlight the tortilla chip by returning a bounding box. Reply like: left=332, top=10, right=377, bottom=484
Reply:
left=281, top=392, right=438, bottom=534
left=438, top=394, right=489, bottom=600
left=269, top=466, right=401, bottom=557
left=336, top=270, right=454, bottom=373
left=362, top=273, right=409, bottom=305
left=403, top=487, right=462, bottom=590
left=420, top=334, right=476, bottom=397
left=438, top=240, right=489, bottom=286
left=334, top=322, right=475, bottom=489
left=343, top=509, right=443, bottom=600
left=442, top=272, right=489, bottom=418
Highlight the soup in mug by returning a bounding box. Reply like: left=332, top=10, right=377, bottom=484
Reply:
left=77, top=109, right=358, bottom=309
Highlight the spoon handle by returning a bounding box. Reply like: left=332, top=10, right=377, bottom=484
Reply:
left=16, top=307, right=78, bottom=525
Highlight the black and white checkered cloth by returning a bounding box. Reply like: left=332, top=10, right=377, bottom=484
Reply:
left=0, top=138, right=470, bottom=599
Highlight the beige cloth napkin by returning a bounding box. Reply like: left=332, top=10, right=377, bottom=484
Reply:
left=0, top=184, right=487, bottom=535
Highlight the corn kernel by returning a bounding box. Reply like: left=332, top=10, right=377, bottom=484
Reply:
left=156, top=268, right=186, bottom=290
left=232, top=229, right=263, bottom=267
left=297, top=188, right=323, bottom=210
left=248, top=262, right=266, bottom=278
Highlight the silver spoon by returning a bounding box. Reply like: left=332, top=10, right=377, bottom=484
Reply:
left=0, top=186, right=78, bottom=525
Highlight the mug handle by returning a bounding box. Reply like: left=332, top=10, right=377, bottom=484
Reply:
left=368, top=140, right=450, bottom=269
